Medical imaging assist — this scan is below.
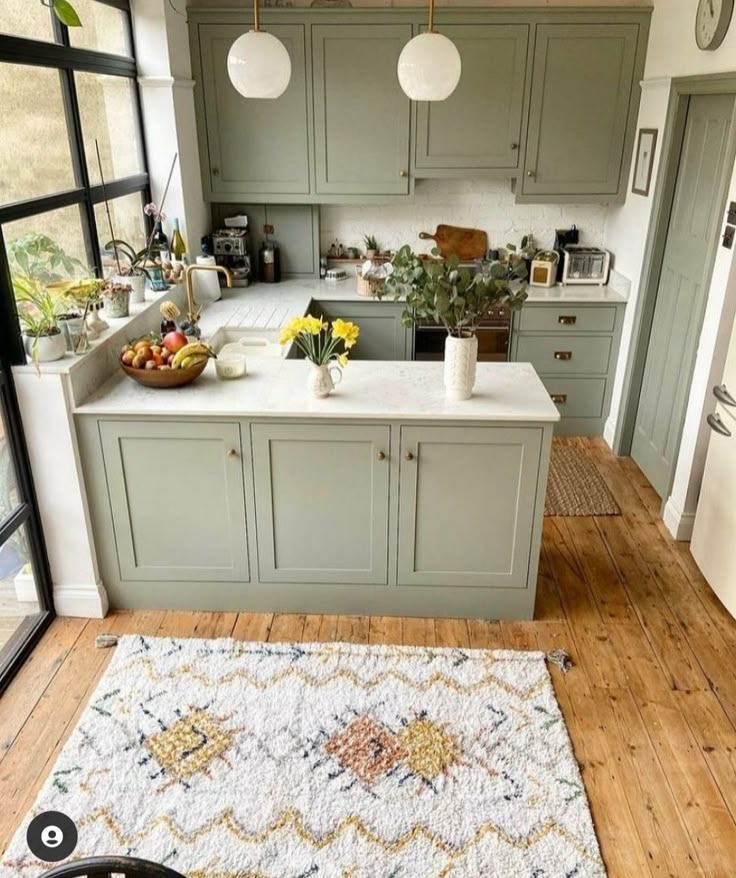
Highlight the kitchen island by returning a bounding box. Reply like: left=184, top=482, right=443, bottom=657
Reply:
left=75, top=357, right=558, bottom=620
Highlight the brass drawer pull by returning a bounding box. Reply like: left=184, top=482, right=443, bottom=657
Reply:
left=405, top=451, right=415, bottom=462
left=376, top=451, right=386, bottom=461
left=558, top=315, right=577, bottom=325
left=554, top=351, right=572, bottom=361
left=551, top=394, right=568, bottom=404
left=227, top=448, right=238, bottom=458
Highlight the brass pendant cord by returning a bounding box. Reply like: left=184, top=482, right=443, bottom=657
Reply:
left=428, top=0, right=435, bottom=33
left=253, top=0, right=260, bottom=32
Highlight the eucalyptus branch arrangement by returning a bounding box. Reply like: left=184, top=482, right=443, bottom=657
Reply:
left=379, top=246, right=529, bottom=337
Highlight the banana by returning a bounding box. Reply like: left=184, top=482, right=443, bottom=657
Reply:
left=171, top=342, right=215, bottom=369
left=180, top=354, right=209, bottom=370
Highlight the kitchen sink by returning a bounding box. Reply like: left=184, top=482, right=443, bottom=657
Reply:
left=208, top=327, right=285, bottom=358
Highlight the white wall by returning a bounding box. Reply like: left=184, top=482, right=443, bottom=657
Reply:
left=321, top=179, right=608, bottom=256
left=604, top=0, right=736, bottom=539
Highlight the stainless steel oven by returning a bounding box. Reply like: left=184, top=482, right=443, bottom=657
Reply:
left=413, top=307, right=511, bottom=362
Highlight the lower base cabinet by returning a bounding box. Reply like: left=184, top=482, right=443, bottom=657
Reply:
left=78, top=417, right=552, bottom=619
left=311, top=300, right=413, bottom=360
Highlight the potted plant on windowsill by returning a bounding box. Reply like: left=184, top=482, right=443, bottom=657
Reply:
left=380, top=246, right=528, bottom=400
left=103, top=239, right=153, bottom=304
left=13, top=276, right=67, bottom=365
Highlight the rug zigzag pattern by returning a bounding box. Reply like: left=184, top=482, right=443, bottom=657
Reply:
left=0, top=637, right=606, bottom=877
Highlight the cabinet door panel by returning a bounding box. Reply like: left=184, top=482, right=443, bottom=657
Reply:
left=398, top=426, right=542, bottom=588
left=199, top=23, right=310, bottom=196
left=515, top=335, right=612, bottom=375
left=99, top=421, right=248, bottom=582
left=312, top=24, right=412, bottom=195
left=252, top=424, right=390, bottom=583
left=524, top=23, right=639, bottom=196
left=415, top=25, right=528, bottom=171
left=313, top=301, right=411, bottom=360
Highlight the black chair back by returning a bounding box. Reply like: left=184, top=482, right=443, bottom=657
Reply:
left=38, top=856, right=186, bottom=877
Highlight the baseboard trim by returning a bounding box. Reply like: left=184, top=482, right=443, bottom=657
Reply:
left=663, top=499, right=696, bottom=542
left=53, top=581, right=109, bottom=619
left=603, top=416, right=617, bottom=451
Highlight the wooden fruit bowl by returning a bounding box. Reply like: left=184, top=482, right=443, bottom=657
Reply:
left=120, top=358, right=208, bottom=388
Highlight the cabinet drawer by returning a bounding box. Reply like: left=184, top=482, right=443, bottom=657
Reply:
left=515, top=335, right=612, bottom=374
left=540, top=377, right=606, bottom=418
left=518, top=305, right=617, bottom=333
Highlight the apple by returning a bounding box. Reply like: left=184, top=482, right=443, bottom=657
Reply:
left=121, top=350, right=136, bottom=366
left=132, top=352, right=148, bottom=369
left=163, top=331, right=187, bottom=353
left=133, top=339, right=152, bottom=353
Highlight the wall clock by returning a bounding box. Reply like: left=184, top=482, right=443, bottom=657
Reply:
left=696, top=0, right=734, bottom=50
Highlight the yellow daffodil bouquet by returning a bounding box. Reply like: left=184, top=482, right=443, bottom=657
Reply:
left=280, top=315, right=360, bottom=367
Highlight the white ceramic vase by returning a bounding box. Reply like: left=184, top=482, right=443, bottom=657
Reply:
left=23, top=330, right=67, bottom=363
left=307, top=362, right=342, bottom=398
left=118, top=273, right=145, bottom=304
left=444, top=333, right=478, bottom=400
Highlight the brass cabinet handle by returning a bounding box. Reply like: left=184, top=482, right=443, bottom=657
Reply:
left=558, top=315, right=577, bottom=325
left=405, top=451, right=415, bottom=462
left=554, top=351, right=572, bottom=361
left=376, top=451, right=386, bottom=461
left=212, top=167, right=220, bottom=177
left=400, top=169, right=408, bottom=178
left=527, top=169, right=536, bottom=178
left=511, top=142, right=519, bottom=150
left=551, top=394, right=568, bottom=404
left=227, top=448, right=238, bottom=458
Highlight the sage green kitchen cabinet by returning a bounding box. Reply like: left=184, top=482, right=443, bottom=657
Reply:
left=397, top=426, right=542, bottom=588
left=311, top=300, right=413, bottom=360
left=251, top=423, right=390, bottom=584
left=521, top=23, right=642, bottom=200
left=511, top=302, right=626, bottom=435
left=98, top=420, right=249, bottom=583
left=194, top=23, right=311, bottom=198
left=311, top=23, right=412, bottom=196
left=415, top=25, right=529, bottom=174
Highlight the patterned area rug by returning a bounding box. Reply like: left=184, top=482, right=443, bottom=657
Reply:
left=545, top=444, right=621, bottom=517
left=1, top=637, right=606, bottom=877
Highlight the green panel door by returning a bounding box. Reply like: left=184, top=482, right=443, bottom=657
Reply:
left=523, top=23, right=639, bottom=197
left=415, top=25, right=528, bottom=172
left=198, top=23, right=311, bottom=196
left=99, top=421, right=249, bottom=582
left=312, top=23, right=412, bottom=195
left=312, top=301, right=412, bottom=360
left=398, top=426, right=542, bottom=588
left=252, top=423, right=391, bottom=583
left=632, top=94, right=735, bottom=497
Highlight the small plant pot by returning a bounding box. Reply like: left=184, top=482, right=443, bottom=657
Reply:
left=102, top=286, right=131, bottom=319
left=23, top=330, right=66, bottom=363
left=444, top=333, right=478, bottom=401
left=114, top=273, right=145, bottom=304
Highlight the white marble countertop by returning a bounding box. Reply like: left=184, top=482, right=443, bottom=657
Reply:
left=523, top=284, right=628, bottom=304
left=75, top=359, right=560, bottom=423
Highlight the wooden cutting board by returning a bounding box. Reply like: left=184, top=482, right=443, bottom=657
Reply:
left=419, top=224, right=489, bottom=261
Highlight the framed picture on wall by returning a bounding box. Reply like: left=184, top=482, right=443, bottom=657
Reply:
left=632, top=128, right=658, bottom=196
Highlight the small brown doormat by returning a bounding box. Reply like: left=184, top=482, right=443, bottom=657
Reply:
left=545, top=444, right=621, bottom=517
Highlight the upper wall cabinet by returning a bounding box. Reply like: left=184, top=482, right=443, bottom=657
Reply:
left=312, top=24, right=413, bottom=196
left=195, top=23, right=311, bottom=198
left=414, top=25, right=529, bottom=175
left=520, top=23, right=642, bottom=201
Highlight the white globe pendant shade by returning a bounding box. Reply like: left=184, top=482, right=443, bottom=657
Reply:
left=227, top=30, right=292, bottom=99
left=397, top=32, right=461, bottom=101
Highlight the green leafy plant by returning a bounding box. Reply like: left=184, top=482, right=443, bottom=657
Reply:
left=13, top=276, right=62, bottom=338
left=104, top=239, right=155, bottom=281
left=42, top=0, right=82, bottom=28
left=363, top=234, right=379, bottom=252
left=379, top=246, right=528, bottom=337
left=8, top=233, right=88, bottom=283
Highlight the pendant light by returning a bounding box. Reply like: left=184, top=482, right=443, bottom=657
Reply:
left=397, top=0, right=461, bottom=102
left=227, top=0, right=291, bottom=99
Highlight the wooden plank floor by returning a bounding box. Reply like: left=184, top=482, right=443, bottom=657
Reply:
left=1, top=438, right=735, bottom=875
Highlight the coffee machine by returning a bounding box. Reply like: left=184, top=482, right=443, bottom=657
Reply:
left=212, top=217, right=252, bottom=287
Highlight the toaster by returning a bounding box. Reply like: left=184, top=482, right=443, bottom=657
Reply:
left=562, top=246, right=610, bottom=286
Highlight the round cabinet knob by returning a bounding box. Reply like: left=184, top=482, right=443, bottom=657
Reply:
left=212, top=167, right=220, bottom=177
left=404, top=451, right=415, bottom=462
left=400, top=169, right=408, bottom=178
left=511, top=142, right=519, bottom=150
left=227, top=448, right=238, bottom=458
left=376, top=451, right=386, bottom=461
left=526, top=170, right=536, bottom=178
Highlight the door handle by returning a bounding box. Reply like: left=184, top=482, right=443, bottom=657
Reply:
left=558, top=315, right=577, bottom=326
left=554, top=351, right=572, bottom=361
left=713, top=384, right=736, bottom=407
left=707, top=413, right=732, bottom=437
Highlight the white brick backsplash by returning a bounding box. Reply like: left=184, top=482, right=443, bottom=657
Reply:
left=319, top=179, right=609, bottom=256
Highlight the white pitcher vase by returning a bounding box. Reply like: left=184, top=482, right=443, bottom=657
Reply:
left=307, top=362, right=342, bottom=398
left=444, top=333, right=478, bottom=400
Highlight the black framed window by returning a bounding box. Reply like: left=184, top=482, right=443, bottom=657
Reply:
left=0, top=0, right=150, bottom=365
